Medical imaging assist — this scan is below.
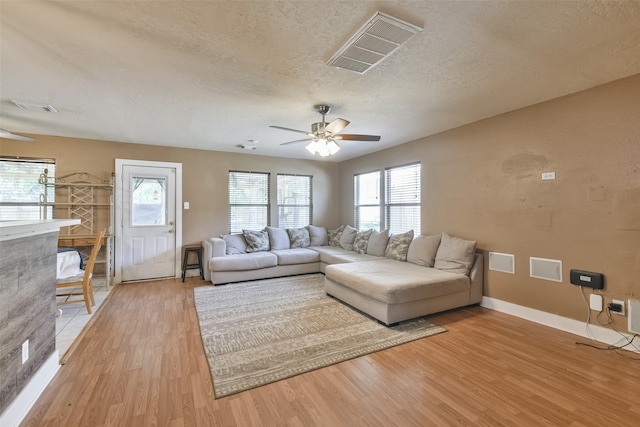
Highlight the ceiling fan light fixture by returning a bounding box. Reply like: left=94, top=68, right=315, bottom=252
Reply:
left=327, top=139, right=340, bottom=155
left=317, top=142, right=331, bottom=157
left=306, top=140, right=319, bottom=154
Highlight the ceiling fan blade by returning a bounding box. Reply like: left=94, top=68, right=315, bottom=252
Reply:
left=280, top=138, right=315, bottom=146
left=324, top=118, right=349, bottom=135
left=0, top=128, right=34, bottom=141
left=270, top=125, right=312, bottom=135
left=334, top=134, right=381, bottom=141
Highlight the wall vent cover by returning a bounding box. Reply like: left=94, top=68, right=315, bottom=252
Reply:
left=327, top=12, right=422, bottom=74
left=489, top=252, right=515, bottom=274
left=530, top=257, right=563, bottom=282
left=629, top=299, right=640, bottom=334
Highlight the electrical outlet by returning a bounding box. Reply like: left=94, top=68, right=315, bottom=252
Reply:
left=22, top=340, right=29, bottom=364
left=611, top=299, right=625, bottom=316
left=589, top=294, right=603, bottom=312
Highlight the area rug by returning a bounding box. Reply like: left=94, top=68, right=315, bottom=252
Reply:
left=194, top=273, right=446, bottom=398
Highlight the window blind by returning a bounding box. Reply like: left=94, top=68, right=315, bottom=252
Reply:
left=385, top=162, right=420, bottom=235
left=0, top=157, right=55, bottom=220
left=228, top=171, right=270, bottom=233
left=354, top=170, right=380, bottom=231
left=277, top=174, right=312, bottom=228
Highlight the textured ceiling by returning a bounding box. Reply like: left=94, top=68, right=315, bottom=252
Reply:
left=2, top=1, right=640, bottom=161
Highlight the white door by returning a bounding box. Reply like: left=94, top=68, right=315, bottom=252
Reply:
left=121, top=165, right=177, bottom=281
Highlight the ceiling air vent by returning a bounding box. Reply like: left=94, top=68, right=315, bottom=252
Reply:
left=11, top=99, right=58, bottom=113
left=327, top=12, right=422, bottom=74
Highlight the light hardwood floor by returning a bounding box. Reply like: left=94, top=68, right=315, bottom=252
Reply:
left=22, top=277, right=640, bottom=426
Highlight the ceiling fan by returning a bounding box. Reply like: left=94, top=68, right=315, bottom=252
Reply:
left=270, top=105, right=380, bottom=157
left=0, top=128, right=34, bottom=141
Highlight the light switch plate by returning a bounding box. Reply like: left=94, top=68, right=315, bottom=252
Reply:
left=184, top=202, right=189, bottom=209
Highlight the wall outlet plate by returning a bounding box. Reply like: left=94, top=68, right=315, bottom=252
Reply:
left=612, top=299, right=625, bottom=316
left=590, top=294, right=603, bottom=312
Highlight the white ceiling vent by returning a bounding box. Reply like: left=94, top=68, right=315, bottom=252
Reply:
left=11, top=99, right=58, bottom=113
left=327, top=12, right=422, bottom=74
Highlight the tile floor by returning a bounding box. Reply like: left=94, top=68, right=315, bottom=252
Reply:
left=55, top=276, right=112, bottom=361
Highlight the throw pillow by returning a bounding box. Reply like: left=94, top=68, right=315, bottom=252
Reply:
left=339, top=225, right=358, bottom=251
left=307, top=225, right=328, bottom=246
left=385, top=230, right=414, bottom=261
left=407, top=234, right=442, bottom=267
left=327, top=225, right=345, bottom=247
left=220, top=233, right=247, bottom=255
left=367, top=229, right=390, bottom=256
left=242, top=229, right=270, bottom=253
left=265, top=226, right=290, bottom=250
left=352, top=229, right=373, bottom=254
left=287, top=227, right=310, bottom=248
left=434, top=232, right=477, bottom=275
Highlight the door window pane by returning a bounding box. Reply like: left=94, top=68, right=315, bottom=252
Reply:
left=131, top=177, right=166, bottom=226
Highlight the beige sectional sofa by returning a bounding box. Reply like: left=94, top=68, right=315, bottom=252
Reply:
left=202, top=225, right=483, bottom=325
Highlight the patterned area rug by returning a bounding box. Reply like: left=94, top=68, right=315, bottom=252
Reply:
left=194, top=273, right=446, bottom=398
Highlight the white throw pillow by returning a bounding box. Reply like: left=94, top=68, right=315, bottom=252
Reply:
left=434, top=232, right=477, bottom=275
left=407, top=234, right=442, bottom=267
left=265, top=226, right=290, bottom=250
left=307, top=225, right=328, bottom=246
left=339, top=225, right=357, bottom=251
left=366, top=229, right=389, bottom=257
left=220, top=233, right=247, bottom=255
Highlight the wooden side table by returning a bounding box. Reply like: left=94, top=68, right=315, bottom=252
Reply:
left=181, top=244, right=203, bottom=282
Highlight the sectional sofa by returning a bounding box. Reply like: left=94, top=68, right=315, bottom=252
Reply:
left=202, top=225, right=483, bottom=324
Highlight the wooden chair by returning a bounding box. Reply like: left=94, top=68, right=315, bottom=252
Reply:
left=56, top=229, right=105, bottom=314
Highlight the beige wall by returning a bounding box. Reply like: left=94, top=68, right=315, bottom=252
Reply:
left=338, top=74, right=640, bottom=330
left=0, top=137, right=340, bottom=246
left=2, top=74, right=638, bottom=330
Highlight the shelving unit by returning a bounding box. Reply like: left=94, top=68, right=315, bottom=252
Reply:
left=39, top=170, right=115, bottom=288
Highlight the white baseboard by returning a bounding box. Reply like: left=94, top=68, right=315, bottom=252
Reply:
left=481, top=297, right=639, bottom=354
left=0, top=351, right=60, bottom=427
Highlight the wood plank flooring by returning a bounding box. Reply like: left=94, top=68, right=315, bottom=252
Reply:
left=21, top=277, right=640, bottom=426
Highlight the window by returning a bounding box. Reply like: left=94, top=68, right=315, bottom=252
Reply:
left=354, top=170, right=380, bottom=231
left=385, top=162, right=421, bottom=234
left=228, top=171, right=270, bottom=233
left=0, top=157, right=55, bottom=220
left=277, top=174, right=312, bottom=228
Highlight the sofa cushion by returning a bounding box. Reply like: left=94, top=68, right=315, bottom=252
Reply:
left=367, top=229, right=389, bottom=256
left=309, top=246, right=383, bottom=264
left=407, top=234, right=441, bottom=267
left=287, top=227, right=310, bottom=248
left=220, top=233, right=247, bottom=255
left=339, top=225, right=358, bottom=251
left=434, top=232, right=477, bottom=275
left=271, top=248, right=320, bottom=265
left=385, top=230, right=414, bottom=261
left=210, top=252, right=277, bottom=271
left=353, top=229, right=373, bottom=254
left=327, top=225, right=345, bottom=246
left=307, top=225, right=328, bottom=246
left=266, top=226, right=290, bottom=250
left=325, top=259, right=470, bottom=304
left=242, top=229, right=270, bottom=252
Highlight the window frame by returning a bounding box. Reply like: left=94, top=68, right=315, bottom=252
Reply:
left=276, top=173, right=313, bottom=229
left=0, top=156, right=55, bottom=221
left=354, top=170, right=381, bottom=231
left=228, top=170, right=270, bottom=233
left=384, top=162, right=421, bottom=235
